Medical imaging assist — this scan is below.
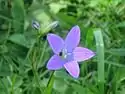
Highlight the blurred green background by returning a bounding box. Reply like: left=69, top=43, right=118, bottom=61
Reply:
left=0, top=0, right=125, bottom=94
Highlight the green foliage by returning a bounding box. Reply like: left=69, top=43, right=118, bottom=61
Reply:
left=11, top=0, right=25, bottom=32
left=0, top=0, right=125, bottom=94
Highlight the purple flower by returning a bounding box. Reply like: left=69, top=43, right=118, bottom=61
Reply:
left=46, top=25, right=95, bottom=78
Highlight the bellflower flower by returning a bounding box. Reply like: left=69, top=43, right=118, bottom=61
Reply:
left=46, top=25, right=95, bottom=78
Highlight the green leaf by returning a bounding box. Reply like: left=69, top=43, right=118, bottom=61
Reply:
left=13, top=88, right=23, bottom=94
left=115, top=21, right=125, bottom=28
left=8, top=34, right=35, bottom=48
left=113, top=68, right=125, bottom=83
left=0, top=78, right=9, bottom=94
left=14, top=76, right=23, bottom=89
left=85, top=28, right=94, bottom=47
left=0, top=45, right=8, bottom=54
left=94, top=29, right=104, bottom=94
left=12, top=0, right=25, bottom=32
left=0, top=59, right=11, bottom=76
left=71, top=83, right=94, bottom=94
left=55, top=13, right=76, bottom=28
left=108, top=48, right=125, bottom=56
left=49, top=3, right=67, bottom=14
left=44, top=72, right=55, bottom=94
left=105, top=60, right=125, bottom=68
left=53, top=78, right=67, bottom=93
left=54, top=70, right=76, bottom=80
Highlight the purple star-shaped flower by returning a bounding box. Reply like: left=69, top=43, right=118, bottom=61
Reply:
left=46, top=25, right=95, bottom=78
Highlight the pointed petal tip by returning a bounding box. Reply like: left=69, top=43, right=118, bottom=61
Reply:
left=73, top=47, right=95, bottom=62
left=70, top=72, right=79, bottom=79
left=46, top=64, right=57, bottom=70
left=64, top=61, right=80, bottom=79
left=47, top=33, right=53, bottom=38
left=90, top=51, right=96, bottom=57
left=46, top=65, right=56, bottom=70
left=93, top=51, right=96, bottom=56
left=46, top=65, right=51, bottom=70
left=72, top=25, right=80, bottom=30
left=47, top=34, right=51, bottom=40
left=65, top=25, right=80, bottom=52
left=47, top=34, right=64, bottom=54
left=73, top=25, right=79, bottom=28
left=46, top=62, right=53, bottom=70
left=72, top=74, right=79, bottom=78
left=46, top=55, right=64, bottom=70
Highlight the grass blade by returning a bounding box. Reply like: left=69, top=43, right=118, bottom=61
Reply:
left=94, top=29, right=104, bottom=94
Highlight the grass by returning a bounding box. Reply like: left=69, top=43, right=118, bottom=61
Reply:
left=0, top=0, right=125, bottom=94
left=94, top=29, right=104, bottom=94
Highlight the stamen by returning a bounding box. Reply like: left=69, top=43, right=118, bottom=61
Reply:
left=62, top=48, right=68, bottom=59
left=59, top=52, right=63, bottom=56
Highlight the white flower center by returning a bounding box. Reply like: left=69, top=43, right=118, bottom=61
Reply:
left=59, top=48, right=72, bottom=61
left=62, top=48, right=68, bottom=59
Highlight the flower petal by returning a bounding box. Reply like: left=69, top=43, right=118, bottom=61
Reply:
left=64, top=61, right=79, bottom=78
left=47, top=55, right=65, bottom=70
left=47, top=34, right=64, bottom=54
left=73, top=47, right=95, bottom=62
left=65, top=25, right=80, bottom=52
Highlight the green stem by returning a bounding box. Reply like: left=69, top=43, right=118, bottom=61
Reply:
left=4, top=22, right=11, bottom=44
left=37, top=41, right=47, bottom=68
left=40, top=70, right=49, bottom=78
left=32, top=63, right=43, bottom=93
left=31, top=42, right=43, bottom=93
left=25, top=37, right=43, bottom=93
left=0, top=78, right=9, bottom=94
left=46, top=71, right=54, bottom=87
left=44, top=71, right=55, bottom=94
